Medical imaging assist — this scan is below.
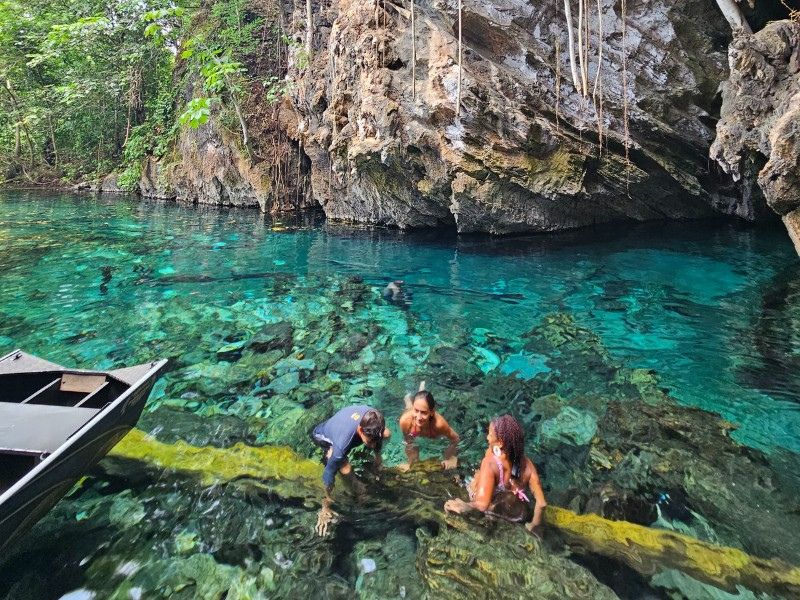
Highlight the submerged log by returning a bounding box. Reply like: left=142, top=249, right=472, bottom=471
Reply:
left=108, top=429, right=800, bottom=597
left=546, top=506, right=800, bottom=597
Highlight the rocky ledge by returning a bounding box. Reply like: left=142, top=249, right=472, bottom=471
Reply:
left=711, top=19, right=800, bottom=253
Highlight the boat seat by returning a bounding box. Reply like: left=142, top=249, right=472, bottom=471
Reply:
left=60, top=373, right=107, bottom=394
left=0, top=402, right=100, bottom=456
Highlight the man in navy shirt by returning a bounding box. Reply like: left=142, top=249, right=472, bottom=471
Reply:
left=311, top=405, right=390, bottom=535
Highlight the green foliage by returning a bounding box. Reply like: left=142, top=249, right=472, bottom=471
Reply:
left=0, top=0, right=180, bottom=181
left=0, top=0, right=289, bottom=183
left=178, top=97, right=212, bottom=128
left=264, top=76, right=292, bottom=105
left=117, top=162, right=143, bottom=192
left=282, top=34, right=309, bottom=70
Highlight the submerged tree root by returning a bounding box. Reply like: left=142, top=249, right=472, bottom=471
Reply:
left=109, top=429, right=800, bottom=597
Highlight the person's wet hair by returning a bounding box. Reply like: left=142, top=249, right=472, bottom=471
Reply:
left=414, top=390, right=435, bottom=413
left=492, top=415, right=525, bottom=478
left=361, top=409, right=385, bottom=449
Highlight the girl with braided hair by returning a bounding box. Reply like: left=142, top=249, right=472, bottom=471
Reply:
left=444, top=414, right=547, bottom=532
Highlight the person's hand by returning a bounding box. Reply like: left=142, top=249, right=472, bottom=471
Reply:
left=525, top=520, right=543, bottom=539
left=397, top=463, right=411, bottom=473
left=444, top=498, right=471, bottom=514
left=441, top=456, right=458, bottom=470
left=315, top=505, right=338, bottom=537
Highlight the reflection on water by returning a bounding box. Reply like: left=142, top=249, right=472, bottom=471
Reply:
left=1, top=191, right=800, bottom=599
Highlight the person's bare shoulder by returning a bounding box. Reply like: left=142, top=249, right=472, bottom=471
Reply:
left=433, top=413, right=450, bottom=433
left=434, top=413, right=459, bottom=440
left=523, top=457, right=537, bottom=483
left=398, top=411, right=412, bottom=434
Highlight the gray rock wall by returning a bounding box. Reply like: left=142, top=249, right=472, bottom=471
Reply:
left=283, top=0, right=765, bottom=232
left=711, top=19, right=800, bottom=253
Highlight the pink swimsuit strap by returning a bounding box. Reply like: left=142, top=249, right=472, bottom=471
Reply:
left=494, top=456, right=530, bottom=503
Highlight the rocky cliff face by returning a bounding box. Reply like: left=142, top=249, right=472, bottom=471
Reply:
left=711, top=19, right=800, bottom=253
left=139, top=97, right=315, bottom=212
left=279, top=0, right=762, bottom=232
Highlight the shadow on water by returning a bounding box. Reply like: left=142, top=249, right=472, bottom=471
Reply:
left=739, top=263, right=800, bottom=403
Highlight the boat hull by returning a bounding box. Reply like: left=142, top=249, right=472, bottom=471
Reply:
left=0, top=356, right=166, bottom=556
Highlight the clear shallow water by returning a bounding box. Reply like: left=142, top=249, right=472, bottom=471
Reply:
left=1, top=191, right=800, bottom=599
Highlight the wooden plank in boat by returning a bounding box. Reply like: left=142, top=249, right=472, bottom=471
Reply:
left=60, top=373, right=106, bottom=394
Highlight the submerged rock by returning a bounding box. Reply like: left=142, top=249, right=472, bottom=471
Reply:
left=417, top=524, right=618, bottom=599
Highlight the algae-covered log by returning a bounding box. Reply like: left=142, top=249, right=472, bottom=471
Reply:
left=545, top=506, right=800, bottom=598
left=109, top=428, right=325, bottom=504
left=108, top=429, right=800, bottom=598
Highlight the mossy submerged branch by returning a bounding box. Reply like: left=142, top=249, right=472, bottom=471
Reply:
left=109, top=428, right=800, bottom=597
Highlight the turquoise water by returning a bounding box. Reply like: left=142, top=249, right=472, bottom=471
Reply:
left=1, top=191, right=800, bottom=599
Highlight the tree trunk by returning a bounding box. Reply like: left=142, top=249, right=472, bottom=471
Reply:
left=48, top=114, right=58, bottom=169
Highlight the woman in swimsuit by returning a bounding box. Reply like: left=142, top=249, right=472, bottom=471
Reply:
left=399, top=390, right=460, bottom=470
left=444, top=414, right=547, bottom=532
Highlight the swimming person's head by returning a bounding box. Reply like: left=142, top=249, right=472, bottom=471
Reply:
left=488, top=415, right=525, bottom=478
left=411, top=390, right=435, bottom=429
left=358, top=409, right=386, bottom=449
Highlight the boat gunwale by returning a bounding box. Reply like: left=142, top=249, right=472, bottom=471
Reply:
left=0, top=352, right=167, bottom=506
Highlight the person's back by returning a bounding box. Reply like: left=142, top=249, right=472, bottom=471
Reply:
left=311, top=405, right=390, bottom=536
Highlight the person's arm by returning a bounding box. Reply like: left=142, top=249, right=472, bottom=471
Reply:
left=444, top=456, right=496, bottom=514
left=437, top=415, right=460, bottom=469
left=316, top=448, right=345, bottom=536
left=322, top=447, right=345, bottom=491
left=526, top=461, right=547, bottom=530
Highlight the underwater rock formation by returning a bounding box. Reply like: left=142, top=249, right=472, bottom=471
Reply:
left=711, top=19, right=800, bottom=252
left=105, top=430, right=800, bottom=598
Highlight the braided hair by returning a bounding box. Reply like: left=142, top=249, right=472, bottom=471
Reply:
left=492, top=414, right=525, bottom=479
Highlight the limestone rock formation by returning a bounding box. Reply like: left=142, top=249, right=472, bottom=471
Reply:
left=138, top=102, right=316, bottom=212
left=283, top=0, right=758, bottom=232
left=711, top=19, right=800, bottom=251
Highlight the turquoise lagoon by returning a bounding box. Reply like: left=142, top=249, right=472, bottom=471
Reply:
left=1, top=191, right=799, bottom=599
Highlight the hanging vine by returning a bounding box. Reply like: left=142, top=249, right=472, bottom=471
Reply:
left=456, top=0, right=462, bottom=117
left=621, top=0, right=630, bottom=184
left=592, top=0, right=604, bottom=152
left=564, top=0, right=581, bottom=96
left=411, top=0, right=416, bottom=101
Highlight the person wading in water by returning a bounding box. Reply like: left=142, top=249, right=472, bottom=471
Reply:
left=310, top=405, right=390, bottom=536
left=399, top=388, right=460, bottom=470
left=444, top=414, right=547, bottom=533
